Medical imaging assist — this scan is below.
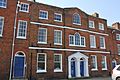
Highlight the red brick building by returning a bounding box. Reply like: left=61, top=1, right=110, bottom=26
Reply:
left=0, top=0, right=120, bottom=80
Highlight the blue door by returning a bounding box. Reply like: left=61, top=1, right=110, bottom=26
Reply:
left=14, top=56, right=25, bottom=78
left=80, top=61, right=84, bottom=76
left=71, top=61, right=76, bottom=77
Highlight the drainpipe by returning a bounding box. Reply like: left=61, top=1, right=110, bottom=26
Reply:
left=9, top=1, right=20, bottom=80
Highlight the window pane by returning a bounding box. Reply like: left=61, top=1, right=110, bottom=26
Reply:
left=69, top=35, right=74, bottom=45
left=54, top=13, right=62, bottom=22
left=54, top=30, right=62, bottom=44
left=117, top=44, right=120, bottom=55
left=38, top=62, right=45, bottom=70
left=75, top=33, right=80, bottom=45
left=20, top=3, right=29, bottom=12
left=17, top=21, right=27, bottom=38
left=73, top=14, right=80, bottom=24
left=0, top=17, right=4, bottom=35
left=90, top=35, right=96, bottom=48
left=0, top=0, right=6, bottom=8
left=38, top=28, right=47, bottom=43
left=81, top=36, right=85, bottom=46
left=39, top=11, right=48, bottom=19
left=100, top=36, right=105, bottom=48
left=54, top=63, right=61, bottom=69
left=38, top=54, right=45, bottom=61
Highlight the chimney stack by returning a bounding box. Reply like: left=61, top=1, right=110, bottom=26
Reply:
left=92, top=12, right=99, bottom=18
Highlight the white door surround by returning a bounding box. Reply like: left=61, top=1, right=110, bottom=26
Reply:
left=68, top=52, right=89, bottom=78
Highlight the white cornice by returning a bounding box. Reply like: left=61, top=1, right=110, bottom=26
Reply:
left=30, top=21, right=109, bottom=36
left=29, top=47, right=110, bottom=54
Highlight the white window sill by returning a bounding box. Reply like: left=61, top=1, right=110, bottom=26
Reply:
left=54, top=20, right=62, bottom=22
left=36, top=70, right=47, bottom=73
left=73, top=23, right=81, bottom=26
left=39, top=17, right=48, bottom=20
left=54, top=43, right=62, bottom=45
left=19, top=10, right=29, bottom=13
left=0, top=6, right=6, bottom=8
left=38, top=42, right=47, bottom=44
left=102, top=68, right=107, bottom=70
left=100, top=47, right=106, bottom=49
left=16, top=36, right=26, bottom=39
left=91, top=69, right=98, bottom=71
left=90, top=46, right=96, bottom=48
left=69, top=44, right=86, bottom=47
left=89, top=26, right=95, bottom=28
left=54, top=70, right=63, bottom=72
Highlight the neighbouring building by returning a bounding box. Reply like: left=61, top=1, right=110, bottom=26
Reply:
left=0, top=0, right=120, bottom=80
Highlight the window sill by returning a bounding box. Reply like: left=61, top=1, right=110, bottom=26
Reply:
left=54, top=43, right=62, bottom=46
left=102, top=68, right=107, bottom=70
left=73, top=23, right=81, bottom=26
left=19, top=10, right=29, bottom=13
left=54, top=20, right=62, bottom=22
left=54, top=70, right=63, bottom=72
left=90, top=46, right=96, bottom=48
left=16, top=37, right=26, bottom=39
left=38, top=42, right=47, bottom=44
left=36, top=70, right=47, bottom=73
left=100, top=47, right=106, bottom=49
left=89, top=26, right=95, bottom=28
left=91, top=69, right=98, bottom=71
left=69, top=44, right=86, bottom=47
left=0, top=6, right=6, bottom=8
left=39, top=17, right=48, bottom=20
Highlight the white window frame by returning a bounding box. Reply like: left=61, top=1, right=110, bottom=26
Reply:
left=19, top=2, right=29, bottom=13
left=89, top=20, right=95, bottom=28
left=91, top=55, right=98, bottom=71
left=90, top=35, right=96, bottom=48
left=0, top=0, right=7, bottom=8
left=116, top=34, right=120, bottom=40
left=73, top=13, right=81, bottom=25
left=69, top=35, right=75, bottom=46
left=80, top=36, right=86, bottom=47
left=54, top=30, right=62, bottom=45
left=100, top=36, right=106, bottom=49
left=0, top=16, right=4, bottom=37
left=38, top=28, right=47, bottom=44
left=37, top=53, right=47, bottom=73
left=39, top=10, right=48, bottom=20
left=54, top=54, right=62, bottom=72
left=17, top=20, right=27, bottom=39
left=101, top=56, right=107, bottom=70
left=54, top=13, right=62, bottom=22
left=99, top=23, right=104, bottom=30
left=117, top=44, right=120, bottom=55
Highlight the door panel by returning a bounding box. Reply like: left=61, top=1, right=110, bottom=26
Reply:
left=80, top=61, right=84, bottom=76
left=71, top=61, right=76, bottom=77
left=14, top=56, right=25, bottom=78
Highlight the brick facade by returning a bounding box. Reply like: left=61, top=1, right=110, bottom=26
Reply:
left=0, top=0, right=120, bottom=80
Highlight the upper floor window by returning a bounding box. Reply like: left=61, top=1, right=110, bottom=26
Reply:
left=39, top=10, right=48, bottom=20
left=38, top=28, right=47, bottom=44
left=75, top=33, right=80, bottom=46
left=100, top=36, right=105, bottom=49
left=0, top=0, right=7, bottom=8
left=117, top=44, right=120, bottom=55
left=101, top=56, right=107, bottom=70
left=116, top=34, right=120, bottom=40
left=73, top=13, right=81, bottom=25
left=54, top=54, right=62, bottom=72
left=0, top=16, right=4, bottom=36
left=99, top=23, right=104, bottom=30
left=90, top=35, right=96, bottom=48
left=54, top=30, right=62, bottom=45
left=37, top=53, right=46, bottom=73
left=19, top=3, right=29, bottom=12
left=54, top=13, right=62, bottom=22
left=17, top=20, right=27, bottom=39
left=91, top=55, right=98, bottom=70
left=69, top=33, right=86, bottom=47
left=89, top=20, right=95, bottom=28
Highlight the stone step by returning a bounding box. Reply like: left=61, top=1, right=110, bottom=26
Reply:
left=12, top=79, right=28, bottom=80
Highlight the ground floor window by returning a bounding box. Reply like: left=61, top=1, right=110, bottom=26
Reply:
left=54, top=54, right=62, bottom=72
left=91, top=55, right=98, bottom=70
left=37, top=53, right=46, bottom=73
left=101, top=56, right=107, bottom=70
